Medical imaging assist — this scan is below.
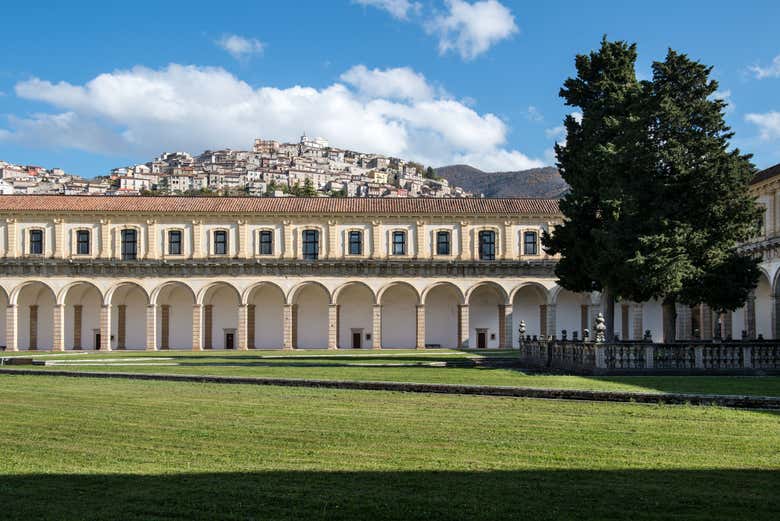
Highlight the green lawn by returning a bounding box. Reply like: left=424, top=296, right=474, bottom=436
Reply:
left=4, top=349, right=780, bottom=397
left=0, top=375, right=777, bottom=520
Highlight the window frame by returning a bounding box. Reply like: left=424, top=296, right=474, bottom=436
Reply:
left=302, top=229, right=319, bottom=260
left=213, top=230, right=228, bottom=256
left=28, top=229, right=44, bottom=256
left=435, top=230, right=451, bottom=256
left=76, top=229, right=91, bottom=256
left=258, top=229, right=274, bottom=256
left=121, top=228, right=138, bottom=261
left=391, top=230, right=406, bottom=256
left=478, top=230, right=496, bottom=261
left=168, top=229, right=183, bottom=256
left=524, top=231, right=538, bottom=256
left=348, top=230, right=363, bottom=256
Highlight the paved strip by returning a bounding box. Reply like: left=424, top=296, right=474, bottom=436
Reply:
left=1, top=368, right=778, bottom=410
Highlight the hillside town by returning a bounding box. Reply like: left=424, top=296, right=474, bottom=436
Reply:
left=0, top=135, right=472, bottom=198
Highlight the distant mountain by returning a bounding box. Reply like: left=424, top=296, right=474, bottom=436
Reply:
left=434, top=165, right=567, bottom=198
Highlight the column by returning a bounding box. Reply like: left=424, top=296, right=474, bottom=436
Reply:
left=191, top=220, right=204, bottom=259
left=415, top=304, right=425, bottom=349
left=676, top=304, right=693, bottom=341
left=283, top=304, right=294, bottom=350
left=117, top=304, right=127, bottom=350
left=203, top=304, right=213, bottom=349
left=99, top=218, right=111, bottom=259
left=73, top=305, right=82, bottom=349
left=161, top=305, right=171, bottom=349
left=745, top=295, right=756, bottom=340
left=459, top=221, right=471, bottom=260
left=371, top=220, right=382, bottom=259
left=631, top=303, right=643, bottom=340
left=192, top=304, right=203, bottom=351
left=458, top=304, right=469, bottom=348
left=724, top=310, right=733, bottom=340
left=28, top=305, right=38, bottom=350
left=99, top=305, right=111, bottom=351
left=372, top=304, right=382, bottom=349
left=773, top=296, right=780, bottom=340
left=237, top=304, right=249, bottom=350
left=291, top=304, right=298, bottom=348
left=146, top=219, right=158, bottom=259
left=53, top=218, right=65, bottom=258
left=328, top=304, right=339, bottom=350
left=499, top=304, right=513, bottom=348
left=546, top=304, right=556, bottom=340
left=247, top=304, right=256, bottom=349
left=146, top=304, right=158, bottom=351
left=53, top=304, right=64, bottom=351
left=5, top=305, right=18, bottom=351
left=5, top=219, right=17, bottom=258
left=539, top=305, right=548, bottom=339
left=700, top=304, right=713, bottom=341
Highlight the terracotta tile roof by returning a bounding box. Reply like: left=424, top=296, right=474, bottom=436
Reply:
left=0, top=195, right=560, bottom=215
left=752, top=163, right=780, bottom=185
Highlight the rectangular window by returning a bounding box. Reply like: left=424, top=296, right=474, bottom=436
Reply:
left=348, top=230, right=362, bottom=255
left=29, top=229, right=43, bottom=255
left=524, top=231, right=538, bottom=255
left=259, top=230, right=273, bottom=255
left=76, top=230, right=90, bottom=255
left=392, top=231, right=406, bottom=256
left=302, top=229, right=319, bottom=260
left=168, top=230, right=182, bottom=255
left=121, top=229, right=137, bottom=260
left=436, top=230, right=451, bottom=256
left=214, top=230, right=228, bottom=255
left=479, top=230, right=496, bottom=261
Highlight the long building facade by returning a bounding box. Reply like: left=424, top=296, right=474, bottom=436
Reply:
left=0, top=189, right=772, bottom=352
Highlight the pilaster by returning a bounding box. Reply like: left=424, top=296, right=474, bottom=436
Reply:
left=283, top=304, right=294, bottom=349
left=328, top=304, right=339, bottom=349
left=191, top=220, right=203, bottom=259
left=745, top=296, right=756, bottom=340
left=5, top=218, right=18, bottom=258
left=99, top=305, right=111, bottom=351
left=203, top=304, right=213, bottom=349
left=146, top=304, right=158, bottom=351
left=631, top=302, right=643, bottom=341
left=415, top=304, right=425, bottom=349
left=415, top=221, right=425, bottom=259
left=700, top=304, right=713, bottom=341
left=499, top=304, right=513, bottom=348
left=502, top=221, right=513, bottom=260
left=459, top=221, right=471, bottom=260
left=53, top=218, right=65, bottom=259
left=371, top=220, right=382, bottom=259
left=146, top=219, right=158, bottom=259
left=192, top=304, right=203, bottom=351
left=677, top=304, right=693, bottom=341
left=327, top=220, right=337, bottom=259
left=247, top=304, right=255, bottom=349
left=99, top=218, right=111, bottom=259
left=458, top=304, right=469, bottom=348
left=5, top=304, right=18, bottom=351
left=283, top=220, right=294, bottom=259
left=238, top=219, right=248, bottom=259
left=53, top=304, right=64, bottom=351
left=117, top=304, right=127, bottom=349
left=237, top=304, right=249, bottom=350
left=546, top=304, right=556, bottom=339
left=372, top=304, right=382, bottom=349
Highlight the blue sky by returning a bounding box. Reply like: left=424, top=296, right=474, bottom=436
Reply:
left=1, top=0, right=779, bottom=177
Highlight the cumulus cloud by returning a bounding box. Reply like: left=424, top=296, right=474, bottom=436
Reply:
left=748, top=55, right=780, bottom=79
left=746, top=111, right=780, bottom=141
left=426, top=0, right=518, bottom=60
left=1, top=64, right=545, bottom=170
left=216, top=34, right=264, bottom=60
left=353, top=0, right=421, bottom=20
left=340, top=65, right=436, bottom=101
left=525, top=105, right=543, bottom=122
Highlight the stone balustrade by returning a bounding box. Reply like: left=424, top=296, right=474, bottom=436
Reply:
left=518, top=340, right=780, bottom=375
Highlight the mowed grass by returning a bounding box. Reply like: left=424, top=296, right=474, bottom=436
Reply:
left=0, top=375, right=778, bottom=520
left=5, top=349, right=780, bottom=397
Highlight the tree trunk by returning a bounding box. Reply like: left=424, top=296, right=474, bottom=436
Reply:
left=662, top=298, right=676, bottom=343
left=602, top=286, right=615, bottom=342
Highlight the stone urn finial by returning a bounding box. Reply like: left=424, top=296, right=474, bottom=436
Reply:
left=594, top=312, right=606, bottom=343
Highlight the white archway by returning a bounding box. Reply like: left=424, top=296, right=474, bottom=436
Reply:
left=334, top=282, right=375, bottom=349
left=512, top=283, right=547, bottom=344
left=290, top=282, right=330, bottom=349
left=423, top=282, right=463, bottom=348
left=467, top=282, right=507, bottom=349
left=108, top=282, right=149, bottom=350
left=15, top=281, right=56, bottom=350
left=245, top=282, right=285, bottom=349
left=153, top=282, right=195, bottom=350
left=62, top=282, right=103, bottom=350
left=199, top=282, right=241, bottom=349
left=379, top=282, right=419, bottom=348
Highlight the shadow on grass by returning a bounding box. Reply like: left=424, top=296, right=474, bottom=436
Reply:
left=0, top=470, right=777, bottom=520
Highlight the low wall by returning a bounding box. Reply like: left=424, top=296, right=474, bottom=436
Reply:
left=518, top=341, right=780, bottom=375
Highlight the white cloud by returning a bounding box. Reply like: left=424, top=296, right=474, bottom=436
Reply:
left=353, top=0, right=421, bottom=20
left=426, top=0, right=518, bottom=60
left=216, top=34, right=264, bottom=60
left=748, top=55, right=780, bottom=79
left=2, top=64, right=545, bottom=170
left=525, top=105, right=543, bottom=122
left=545, top=111, right=582, bottom=141
left=746, top=111, right=780, bottom=141
left=340, top=65, right=436, bottom=101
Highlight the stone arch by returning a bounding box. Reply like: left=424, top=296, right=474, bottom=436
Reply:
left=13, top=281, right=57, bottom=350
left=423, top=282, right=463, bottom=348
left=512, top=282, right=548, bottom=343
left=334, top=281, right=376, bottom=349
left=197, top=282, right=241, bottom=307
left=467, top=282, right=508, bottom=349
left=153, top=281, right=196, bottom=350
left=755, top=270, right=772, bottom=339
left=56, top=280, right=104, bottom=306
left=510, top=281, right=550, bottom=305
left=61, top=281, right=103, bottom=350
left=107, top=282, right=149, bottom=350
left=199, top=282, right=241, bottom=349
left=379, top=281, right=420, bottom=348
left=290, top=281, right=330, bottom=349
left=244, top=281, right=286, bottom=349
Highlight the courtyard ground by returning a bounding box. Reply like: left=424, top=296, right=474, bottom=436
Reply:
left=3, top=349, right=780, bottom=397
left=0, top=374, right=778, bottom=520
